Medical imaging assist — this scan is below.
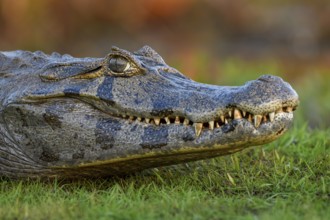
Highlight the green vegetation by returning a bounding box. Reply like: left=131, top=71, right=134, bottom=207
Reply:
left=1, top=125, right=329, bottom=220
left=1, top=61, right=329, bottom=220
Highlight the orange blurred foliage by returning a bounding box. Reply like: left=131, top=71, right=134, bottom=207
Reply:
left=0, top=0, right=329, bottom=78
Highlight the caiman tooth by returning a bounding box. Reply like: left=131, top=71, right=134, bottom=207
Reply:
left=276, top=108, right=283, bottom=114
left=209, top=121, right=214, bottom=130
left=269, top=112, right=275, bottom=122
left=220, top=115, right=225, bottom=123
left=183, top=118, right=190, bottom=125
left=254, top=115, right=262, bottom=128
left=122, top=114, right=127, bottom=118
left=175, top=116, right=180, bottom=124
left=129, top=116, right=135, bottom=121
left=228, top=110, right=232, bottom=118
left=263, top=115, right=267, bottom=122
left=137, top=117, right=142, bottom=122
left=154, top=118, right=160, bottom=125
left=216, top=122, right=220, bottom=128
left=194, top=123, right=203, bottom=137
left=145, top=118, right=150, bottom=123
left=225, top=119, right=228, bottom=124
left=234, top=109, right=242, bottom=119
left=242, top=111, right=247, bottom=117
left=247, top=114, right=252, bottom=123
left=286, top=107, right=293, bottom=112
left=165, top=117, right=171, bottom=124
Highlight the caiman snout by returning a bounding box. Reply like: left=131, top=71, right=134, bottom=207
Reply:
left=192, top=74, right=297, bottom=130
left=231, top=74, right=299, bottom=114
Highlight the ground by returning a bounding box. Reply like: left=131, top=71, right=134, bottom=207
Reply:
left=0, top=60, right=329, bottom=220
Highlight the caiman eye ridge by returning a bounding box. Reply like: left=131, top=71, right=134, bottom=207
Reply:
left=113, top=106, right=296, bottom=137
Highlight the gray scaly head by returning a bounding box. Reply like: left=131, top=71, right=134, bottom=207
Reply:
left=0, top=46, right=299, bottom=178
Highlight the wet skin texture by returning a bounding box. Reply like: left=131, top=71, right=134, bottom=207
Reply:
left=0, top=46, right=299, bottom=179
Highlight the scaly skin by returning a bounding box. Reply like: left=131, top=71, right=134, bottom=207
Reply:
left=0, top=46, right=299, bottom=179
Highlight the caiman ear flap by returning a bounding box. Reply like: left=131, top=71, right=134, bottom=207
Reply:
left=39, top=59, right=104, bottom=81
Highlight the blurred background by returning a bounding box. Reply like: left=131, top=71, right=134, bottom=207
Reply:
left=0, top=0, right=329, bottom=128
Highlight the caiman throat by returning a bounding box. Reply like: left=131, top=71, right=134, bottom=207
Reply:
left=0, top=46, right=299, bottom=179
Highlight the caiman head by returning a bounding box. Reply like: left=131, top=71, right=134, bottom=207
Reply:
left=1, top=46, right=299, bottom=178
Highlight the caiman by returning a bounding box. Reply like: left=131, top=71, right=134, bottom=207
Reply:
left=0, top=46, right=299, bottom=179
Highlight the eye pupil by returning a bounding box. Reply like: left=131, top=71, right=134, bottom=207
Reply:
left=109, top=56, right=129, bottom=73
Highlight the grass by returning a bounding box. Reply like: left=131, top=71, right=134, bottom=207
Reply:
left=0, top=124, right=329, bottom=220
left=1, top=60, right=329, bottom=220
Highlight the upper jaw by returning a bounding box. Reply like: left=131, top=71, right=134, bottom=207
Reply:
left=92, top=97, right=297, bottom=138
left=80, top=77, right=299, bottom=137
left=88, top=74, right=299, bottom=134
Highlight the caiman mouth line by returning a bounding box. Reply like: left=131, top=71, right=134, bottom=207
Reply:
left=108, top=105, right=297, bottom=137
left=27, top=95, right=297, bottom=136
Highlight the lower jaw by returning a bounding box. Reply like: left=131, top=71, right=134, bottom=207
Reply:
left=53, top=114, right=291, bottom=175
left=51, top=131, right=281, bottom=179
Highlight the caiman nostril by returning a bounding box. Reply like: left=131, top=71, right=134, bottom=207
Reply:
left=258, top=75, right=283, bottom=83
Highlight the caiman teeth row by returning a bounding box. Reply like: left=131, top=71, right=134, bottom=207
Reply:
left=122, top=106, right=294, bottom=136
left=123, top=115, right=194, bottom=126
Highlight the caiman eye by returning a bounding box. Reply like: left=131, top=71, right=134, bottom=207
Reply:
left=109, top=56, right=131, bottom=73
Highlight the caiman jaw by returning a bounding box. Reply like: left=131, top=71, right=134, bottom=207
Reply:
left=103, top=104, right=297, bottom=137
